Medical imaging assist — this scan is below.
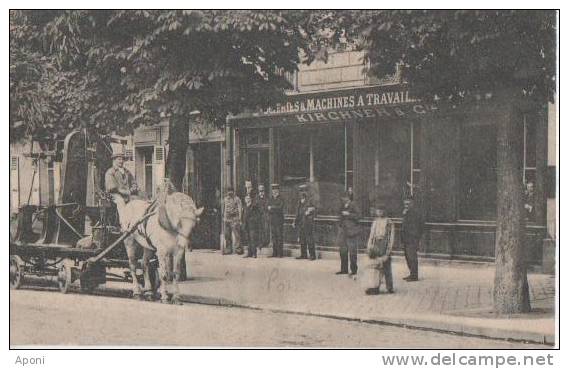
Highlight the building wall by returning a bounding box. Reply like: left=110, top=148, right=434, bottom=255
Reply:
left=296, top=51, right=368, bottom=92
left=284, top=50, right=401, bottom=94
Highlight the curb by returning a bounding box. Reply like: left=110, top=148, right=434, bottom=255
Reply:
left=178, top=293, right=555, bottom=346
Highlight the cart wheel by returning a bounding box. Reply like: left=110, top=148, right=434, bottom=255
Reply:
left=9, top=256, right=24, bottom=290
left=57, top=263, right=73, bottom=294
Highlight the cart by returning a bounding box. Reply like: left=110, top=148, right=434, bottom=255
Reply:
left=9, top=129, right=157, bottom=294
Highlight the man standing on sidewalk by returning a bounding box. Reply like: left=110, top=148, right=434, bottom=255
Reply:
left=243, top=195, right=261, bottom=258
left=268, top=184, right=285, bottom=257
left=401, top=197, right=425, bottom=281
left=222, top=187, right=243, bottom=255
left=257, top=184, right=270, bottom=250
left=293, top=185, right=316, bottom=260
left=337, top=191, right=360, bottom=276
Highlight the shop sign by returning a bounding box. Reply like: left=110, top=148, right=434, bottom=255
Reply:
left=232, top=85, right=439, bottom=128
left=293, top=103, right=438, bottom=124
left=266, top=90, right=417, bottom=115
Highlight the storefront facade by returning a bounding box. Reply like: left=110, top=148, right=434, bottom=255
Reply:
left=227, top=84, right=552, bottom=264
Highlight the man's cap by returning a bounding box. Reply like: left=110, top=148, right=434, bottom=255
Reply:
left=298, top=184, right=308, bottom=192
left=227, top=186, right=234, bottom=192
left=271, top=183, right=280, bottom=189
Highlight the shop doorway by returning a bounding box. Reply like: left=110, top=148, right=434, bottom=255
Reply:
left=190, top=142, right=222, bottom=249
left=245, top=149, right=270, bottom=193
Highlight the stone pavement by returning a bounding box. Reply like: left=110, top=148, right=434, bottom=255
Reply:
left=172, top=250, right=556, bottom=345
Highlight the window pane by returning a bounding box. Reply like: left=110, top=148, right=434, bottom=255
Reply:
left=313, top=126, right=345, bottom=215
left=144, top=150, right=153, bottom=164
left=259, top=151, right=270, bottom=190
left=247, top=133, right=259, bottom=145
left=459, top=123, right=497, bottom=220
left=278, top=128, right=310, bottom=214
left=279, top=128, right=310, bottom=184
left=370, top=123, right=410, bottom=217
left=242, top=128, right=270, bottom=146
left=247, top=152, right=259, bottom=183
left=277, top=126, right=345, bottom=216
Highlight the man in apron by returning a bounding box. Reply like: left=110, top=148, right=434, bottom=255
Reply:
left=104, top=150, right=138, bottom=230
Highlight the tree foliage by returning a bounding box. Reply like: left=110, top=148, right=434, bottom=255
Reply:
left=10, top=10, right=337, bottom=142
left=347, top=10, right=556, bottom=103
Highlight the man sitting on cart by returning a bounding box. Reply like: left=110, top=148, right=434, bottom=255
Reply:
left=105, top=149, right=139, bottom=230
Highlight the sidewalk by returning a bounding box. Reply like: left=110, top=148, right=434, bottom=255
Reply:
left=174, top=250, right=556, bottom=345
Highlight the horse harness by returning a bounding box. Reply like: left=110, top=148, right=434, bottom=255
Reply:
left=136, top=196, right=200, bottom=251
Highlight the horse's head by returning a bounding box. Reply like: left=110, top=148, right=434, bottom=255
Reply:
left=160, top=192, right=203, bottom=250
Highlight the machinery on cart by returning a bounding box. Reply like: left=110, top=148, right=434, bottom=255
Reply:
left=9, top=129, right=157, bottom=294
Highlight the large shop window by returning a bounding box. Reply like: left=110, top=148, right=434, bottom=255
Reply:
left=278, top=125, right=346, bottom=216
left=369, top=122, right=414, bottom=217
left=459, top=122, right=497, bottom=220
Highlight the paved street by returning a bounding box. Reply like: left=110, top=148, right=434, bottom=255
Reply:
left=10, top=290, right=548, bottom=348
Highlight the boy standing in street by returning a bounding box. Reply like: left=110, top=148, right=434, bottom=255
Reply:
left=222, top=187, right=243, bottom=255
left=364, top=206, right=395, bottom=295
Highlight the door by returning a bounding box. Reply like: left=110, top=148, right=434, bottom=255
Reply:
left=190, top=142, right=222, bottom=249
left=246, top=149, right=270, bottom=193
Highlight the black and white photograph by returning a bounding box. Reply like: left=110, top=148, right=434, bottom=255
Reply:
left=8, top=7, right=559, bottom=355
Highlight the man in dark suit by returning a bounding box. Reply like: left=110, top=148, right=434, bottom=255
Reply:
left=293, top=185, right=316, bottom=260
left=401, top=197, right=425, bottom=282
left=268, top=184, right=285, bottom=257
left=337, top=191, right=360, bottom=275
left=242, top=195, right=261, bottom=258
left=257, top=184, right=270, bottom=249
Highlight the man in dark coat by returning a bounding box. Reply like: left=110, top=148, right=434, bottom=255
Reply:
left=401, top=197, right=425, bottom=281
left=293, top=185, right=316, bottom=260
left=257, top=184, right=270, bottom=249
left=242, top=195, right=262, bottom=258
left=268, top=184, right=285, bottom=257
left=337, top=191, right=360, bottom=275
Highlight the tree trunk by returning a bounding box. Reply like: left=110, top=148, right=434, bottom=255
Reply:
left=493, top=107, right=531, bottom=314
left=166, top=114, right=189, bottom=192
left=166, top=114, right=189, bottom=280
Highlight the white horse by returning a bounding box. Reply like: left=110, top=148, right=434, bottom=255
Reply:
left=120, top=184, right=203, bottom=304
